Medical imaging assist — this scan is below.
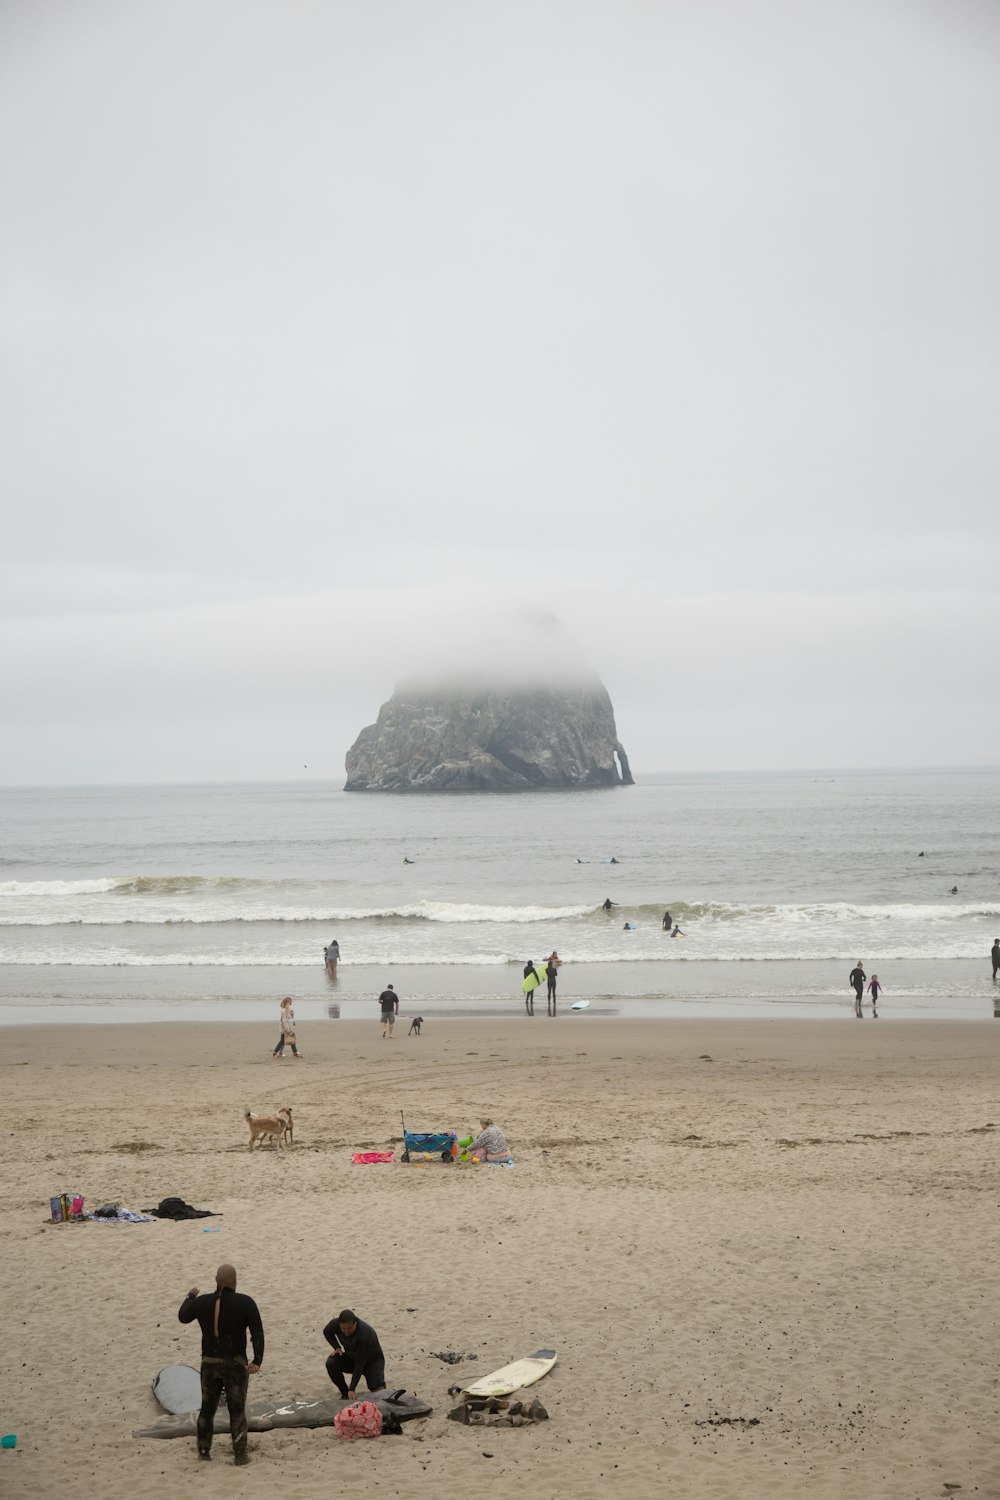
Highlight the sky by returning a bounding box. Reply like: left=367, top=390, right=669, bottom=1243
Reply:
left=2, top=0, right=999, bottom=784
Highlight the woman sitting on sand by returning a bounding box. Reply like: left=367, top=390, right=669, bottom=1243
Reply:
left=463, top=1117, right=511, bottom=1163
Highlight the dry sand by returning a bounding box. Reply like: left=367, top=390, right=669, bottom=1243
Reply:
left=1, top=1015, right=998, bottom=1500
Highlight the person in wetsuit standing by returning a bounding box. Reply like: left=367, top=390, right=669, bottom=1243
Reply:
left=178, top=1263, right=264, bottom=1466
left=849, top=961, right=866, bottom=1003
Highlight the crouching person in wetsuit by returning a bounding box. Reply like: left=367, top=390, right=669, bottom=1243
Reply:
left=324, top=1309, right=386, bottom=1400
left=178, top=1263, right=264, bottom=1466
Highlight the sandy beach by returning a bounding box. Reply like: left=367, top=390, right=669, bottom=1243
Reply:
left=2, top=1014, right=998, bottom=1500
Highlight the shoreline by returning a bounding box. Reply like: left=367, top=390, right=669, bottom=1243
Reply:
left=2, top=957, right=997, bottom=1025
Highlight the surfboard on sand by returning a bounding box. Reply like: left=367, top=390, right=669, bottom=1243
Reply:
left=521, top=969, right=544, bottom=994
left=153, top=1365, right=202, bottom=1415
left=570, top=1000, right=589, bottom=1010
left=137, top=1389, right=432, bottom=1438
left=460, top=1349, right=557, bottom=1400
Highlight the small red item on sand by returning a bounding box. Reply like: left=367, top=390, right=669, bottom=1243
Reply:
left=334, top=1401, right=383, bottom=1438
left=351, top=1151, right=395, bottom=1164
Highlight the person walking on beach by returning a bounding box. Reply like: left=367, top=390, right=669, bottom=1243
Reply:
left=992, top=939, right=1000, bottom=980
left=378, top=984, right=399, bottom=1037
left=323, top=1310, right=386, bottom=1399
left=178, top=1263, right=264, bottom=1466
left=272, top=996, right=302, bottom=1059
left=849, top=962, right=866, bottom=1003
left=867, top=974, right=882, bottom=1004
left=324, top=939, right=340, bottom=976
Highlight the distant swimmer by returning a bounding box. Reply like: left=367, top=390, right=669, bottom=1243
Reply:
left=576, top=858, right=590, bottom=864
left=602, top=898, right=615, bottom=911
left=403, top=857, right=415, bottom=864
left=992, top=939, right=1000, bottom=980
left=918, top=851, right=925, bottom=857
left=662, top=911, right=672, bottom=932
left=849, top=961, right=866, bottom=1001
left=671, top=925, right=684, bottom=938
left=623, top=922, right=636, bottom=931
left=950, top=886, right=959, bottom=895
left=608, top=857, right=620, bottom=864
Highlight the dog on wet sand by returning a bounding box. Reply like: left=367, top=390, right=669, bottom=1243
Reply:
left=408, top=1016, right=424, bottom=1036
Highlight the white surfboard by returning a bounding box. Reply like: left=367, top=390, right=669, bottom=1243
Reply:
left=461, top=1348, right=557, bottom=1399
left=152, top=1364, right=202, bottom=1415
left=570, top=1000, right=589, bottom=1010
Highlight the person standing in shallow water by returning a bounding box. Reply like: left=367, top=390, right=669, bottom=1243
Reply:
left=867, top=974, right=882, bottom=1006
left=992, top=939, right=1000, bottom=980
left=324, top=939, right=340, bottom=976
left=545, top=955, right=558, bottom=1014
left=849, top=962, right=866, bottom=1003
left=523, top=961, right=541, bottom=1016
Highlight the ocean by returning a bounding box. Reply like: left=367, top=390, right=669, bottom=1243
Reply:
left=2, top=769, right=999, bottom=1023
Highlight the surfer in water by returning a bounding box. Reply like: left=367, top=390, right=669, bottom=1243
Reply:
left=602, top=898, right=615, bottom=911
left=662, top=911, right=672, bottom=931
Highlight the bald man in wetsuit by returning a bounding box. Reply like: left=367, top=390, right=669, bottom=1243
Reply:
left=178, top=1263, right=264, bottom=1466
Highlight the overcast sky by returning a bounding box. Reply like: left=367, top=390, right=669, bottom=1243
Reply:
left=3, top=0, right=998, bottom=784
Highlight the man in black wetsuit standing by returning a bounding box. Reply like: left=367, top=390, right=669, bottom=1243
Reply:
left=178, top=1263, right=264, bottom=1466
left=849, top=961, right=866, bottom=1003
left=323, top=1309, right=386, bottom=1399
left=992, top=939, right=1000, bottom=980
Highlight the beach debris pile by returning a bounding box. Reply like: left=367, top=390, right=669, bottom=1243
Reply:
left=448, top=1397, right=549, bottom=1428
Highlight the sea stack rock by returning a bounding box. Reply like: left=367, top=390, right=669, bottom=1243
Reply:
left=344, top=615, right=633, bottom=793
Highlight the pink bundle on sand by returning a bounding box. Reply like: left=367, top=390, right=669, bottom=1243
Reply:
left=334, top=1401, right=383, bottom=1438
left=351, top=1151, right=395, bottom=1164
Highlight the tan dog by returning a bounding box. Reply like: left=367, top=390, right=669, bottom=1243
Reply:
left=245, top=1109, right=286, bottom=1150
left=277, top=1106, right=293, bottom=1145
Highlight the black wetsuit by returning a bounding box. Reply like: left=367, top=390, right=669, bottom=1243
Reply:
left=323, top=1317, right=386, bottom=1398
left=546, top=962, right=557, bottom=1000
left=992, top=943, right=1000, bottom=979
left=849, top=966, right=866, bottom=999
left=179, top=1286, right=264, bottom=1460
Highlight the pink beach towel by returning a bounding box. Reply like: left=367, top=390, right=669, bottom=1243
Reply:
left=351, top=1151, right=395, bottom=1164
